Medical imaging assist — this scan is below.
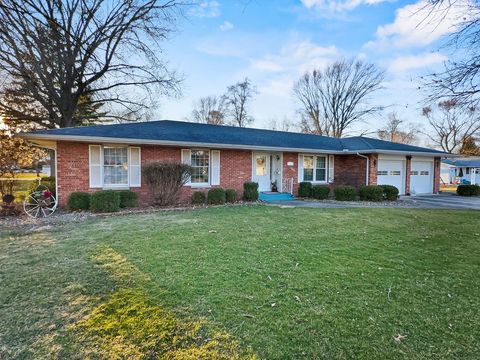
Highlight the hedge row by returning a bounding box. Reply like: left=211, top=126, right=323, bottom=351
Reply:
left=457, top=184, right=480, bottom=197
left=298, top=182, right=399, bottom=202
left=298, top=182, right=330, bottom=199
left=67, top=190, right=138, bottom=212
left=192, top=188, right=239, bottom=205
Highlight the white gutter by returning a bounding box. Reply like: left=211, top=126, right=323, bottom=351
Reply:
left=20, top=133, right=454, bottom=157
left=356, top=153, right=370, bottom=186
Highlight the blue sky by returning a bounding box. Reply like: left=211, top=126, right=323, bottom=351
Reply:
left=159, top=0, right=469, bottom=140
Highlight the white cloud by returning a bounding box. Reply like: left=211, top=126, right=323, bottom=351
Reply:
left=189, top=1, right=220, bottom=18
left=389, top=52, right=447, bottom=72
left=219, top=21, right=234, bottom=31
left=249, top=40, right=339, bottom=96
left=301, top=0, right=390, bottom=12
left=367, top=0, right=472, bottom=50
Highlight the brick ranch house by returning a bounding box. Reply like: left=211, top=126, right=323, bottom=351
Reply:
left=22, top=120, right=449, bottom=207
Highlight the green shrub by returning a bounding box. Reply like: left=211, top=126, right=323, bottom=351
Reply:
left=208, top=188, right=226, bottom=205
left=243, top=182, right=259, bottom=201
left=67, top=192, right=91, bottom=211
left=298, top=182, right=313, bottom=198
left=90, top=190, right=120, bottom=213
left=192, top=191, right=206, bottom=205
left=358, top=185, right=384, bottom=202
left=380, top=185, right=399, bottom=201
left=311, top=185, right=330, bottom=200
left=118, top=190, right=138, bottom=208
left=334, top=186, right=357, bottom=201
left=225, top=189, right=237, bottom=203
left=457, top=184, right=480, bottom=197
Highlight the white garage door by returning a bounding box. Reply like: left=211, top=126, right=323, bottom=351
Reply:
left=377, top=159, right=405, bottom=195
left=410, top=160, right=433, bottom=194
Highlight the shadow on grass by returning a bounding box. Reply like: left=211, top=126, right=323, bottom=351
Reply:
left=70, top=246, right=257, bottom=359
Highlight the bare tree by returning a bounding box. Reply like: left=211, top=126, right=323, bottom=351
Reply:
left=377, top=113, right=417, bottom=144
left=0, top=0, right=183, bottom=129
left=224, top=78, right=256, bottom=127
left=293, top=59, right=384, bottom=138
left=422, top=99, right=480, bottom=153
left=424, top=1, right=480, bottom=109
left=268, top=117, right=295, bottom=132
left=191, top=96, right=227, bottom=125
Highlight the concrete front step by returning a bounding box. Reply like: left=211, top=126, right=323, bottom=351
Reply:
left=259, top=192, right=295, bottom=202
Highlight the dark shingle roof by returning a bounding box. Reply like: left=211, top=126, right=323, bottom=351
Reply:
left=24, top=120, right=448, bottom=155
left=443, top=157, right=480, bottom=167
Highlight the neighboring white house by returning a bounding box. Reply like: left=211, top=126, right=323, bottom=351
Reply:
left=442, top=158, right=480, bottom=185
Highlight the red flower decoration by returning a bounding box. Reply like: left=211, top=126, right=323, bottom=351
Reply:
left=43, top=190, right=52, bottom=198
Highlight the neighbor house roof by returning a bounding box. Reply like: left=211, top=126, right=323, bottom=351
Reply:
left=22, top=120, right=449, bottom=156
left=443, top=157, right=480, bottom=168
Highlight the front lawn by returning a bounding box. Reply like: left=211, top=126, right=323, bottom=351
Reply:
left=1, top=206, right=479, bottom=359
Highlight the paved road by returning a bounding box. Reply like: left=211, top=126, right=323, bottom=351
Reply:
left=268, top=193, right=480, bottom=210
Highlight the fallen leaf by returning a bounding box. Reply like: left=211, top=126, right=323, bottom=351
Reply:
left=393, top=334, right=407, bottom=343
left=208, top=230, right=217, bottom=233
left=271, top=303, right=276, bottom=307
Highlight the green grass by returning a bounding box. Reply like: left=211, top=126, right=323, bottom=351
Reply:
left=1, top=206, right=480, bottom=359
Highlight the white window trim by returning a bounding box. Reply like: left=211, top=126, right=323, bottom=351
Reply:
left=301, top=154, right=328, bottom=184
left=189, top=148, right=211, bottom=187
left=102, top=146, right=129, bottom=189
left=90, top=145, right=141, bottom=189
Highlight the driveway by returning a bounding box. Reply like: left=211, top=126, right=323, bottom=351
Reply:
left=268, top=193, right=480, bottom=210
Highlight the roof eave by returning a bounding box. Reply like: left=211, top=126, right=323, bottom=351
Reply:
left=20, top=133, right=450, bottom=157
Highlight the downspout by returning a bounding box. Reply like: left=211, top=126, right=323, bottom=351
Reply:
left=356, top=153, right=369, bottom=186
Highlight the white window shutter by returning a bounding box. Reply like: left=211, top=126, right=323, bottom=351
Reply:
left=129, top=147, right=141, bottom=187
left=181, top=149, right=191, bottom=185
left=211, top=150, right=220, bottom=185
left=298, top=154, right=304, bottom=183
left=89, top=145, right=102, bottom=188
left=328, top=155, right=335, bottom=183
left=181, top=149, right=191, bottom=165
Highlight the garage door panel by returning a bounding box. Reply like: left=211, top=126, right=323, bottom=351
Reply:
left=377, top=160, right=405, bottom=195
left=410, top=161, right=433, bottom=194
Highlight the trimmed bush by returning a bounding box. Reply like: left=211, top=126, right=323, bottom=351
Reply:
left=67, top=192, right=91, bottom=211
left=208, top=188, right=226, bottom=205
left=225, top=189, right=237, bottom=203
left=90, top=190, right=120, bottom=213
left=380, top=185, right=399, bottom=201
left=192, top=191, right=206, bottom=205
left=298, top=182, right=313, bottom=198
left=457, top=184, right=480, bottom=197
left=359, top=185, right=384, bottom=202
left=243, top=182, right=259, bottom=201
left=118, top=190, right=138, bottom=208
left=334, top=186, right=357, bottom=201
left=311, top=185, right=330, bottom=200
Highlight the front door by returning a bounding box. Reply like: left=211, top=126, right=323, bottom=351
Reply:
left=253, top=153, right=271, bottom=192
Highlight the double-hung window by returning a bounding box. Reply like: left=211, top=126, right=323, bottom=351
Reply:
left=89, top=145, right=141, bottom=188
left=191, top=150, right=210, bottom=185
left=103, top=147, right=128, bottom=187
left=303, top=155, right=327, bottom=182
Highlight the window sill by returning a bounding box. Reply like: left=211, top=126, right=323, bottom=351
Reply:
left=188, top=184, right=211, bottom=189
left=103, top=186, right=130, bottom=190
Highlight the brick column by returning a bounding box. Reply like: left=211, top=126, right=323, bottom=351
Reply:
left=282, top=152, right=298, bottom=194
left=368, top=154, right=378, bottom=185
left=405, top=156, right=412, bottom=195
left=433, top=157, right=441, bottom=193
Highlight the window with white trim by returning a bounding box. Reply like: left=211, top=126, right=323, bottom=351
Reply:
left=103, top=147, right=128, bottom=186
left=191, top=150, right=210, bottom=184
left=303, top=155, right=327, bottom=182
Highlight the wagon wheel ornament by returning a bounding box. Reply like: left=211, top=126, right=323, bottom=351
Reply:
left=23, top=185, right=58, bottom=218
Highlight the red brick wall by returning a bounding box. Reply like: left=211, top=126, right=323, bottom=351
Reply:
left=433, top=157, right=441, bottom=193
left=405, top=156, right=412, bottom=195
left=282, top=152, right=299, bottom=194
left=368, top=154, right=378, bottom=186
left=55, top=141, right=253, bottom=207
left=334, top=154, right=369, bottom=188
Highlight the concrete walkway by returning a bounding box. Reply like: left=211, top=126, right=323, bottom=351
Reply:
left=268, top=193, right=480, bottom=210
